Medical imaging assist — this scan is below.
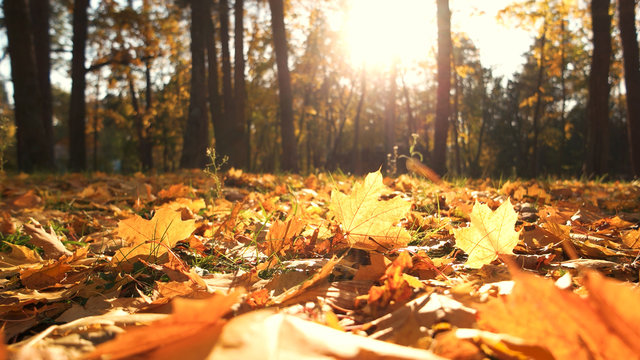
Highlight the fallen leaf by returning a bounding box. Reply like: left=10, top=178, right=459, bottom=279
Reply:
left=112, top=206, right=197, bottom=267
left=329, top=170, right=411, bottom=250
left=12, top=190, right=42, bottom=208
left=477, top=268, right=640, bottom=359
left=22, top=221, right=72, bottom=259
left=19, top=261, right=72, bottom=289
left=452, top=200, right=520, bottom=268
left=0, top=243, right=43, bottom=267
left=210, top=310, right=446, bottom=359
left=368, top=293, right=477, bottom=345
left=86, top=290, right=243, bottom=360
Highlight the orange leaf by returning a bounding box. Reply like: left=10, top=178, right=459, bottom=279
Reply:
left=112, top=206, right=196, bottom=267
left=477, top=269, right=640, bottom=359
left=86, top=290, right=243, bottom=360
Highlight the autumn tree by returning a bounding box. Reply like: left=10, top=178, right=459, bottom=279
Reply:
left=69, top=0, right=89, bottom=171
left=585, top=0, right=612, bottom=176
left=4, top=0, right=54, bottom=171
left=618, top=0, right=640, bottom=176
left=268, top=0, right=298, bottom=171
left=180, top=0, right=210, bottom=168
left=432, top=0, right=451, bottom=176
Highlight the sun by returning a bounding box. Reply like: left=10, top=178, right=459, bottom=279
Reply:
left=342, top=0, right=436, bottom=70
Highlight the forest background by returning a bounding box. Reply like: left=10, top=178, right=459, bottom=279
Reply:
left=1, top=0, right=640, bottom=179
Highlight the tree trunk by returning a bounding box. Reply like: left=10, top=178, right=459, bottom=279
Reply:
left=385, top=64, right=397, bottom=164
left=530, top=23, right=547, bottom=178
left=268, top=0, right=298, bottom=171
left=141, top=59, right=153, bottom=169
left=204, top=0, right=224, bottom=158
left=400, top=72, right=416, bottom=138
left=433, top=0, right=451, bottom=176
left=234, top=0, right=248, bottom=168
left=219, top=0, right=234, bottom=136
left=618, top=0, right=640, bottom=176
left=69, top=0, right=89, bottom=171
left=585, top=0, right=612, bottom=176
left=4, top=0, right=53, bottom=171
left=451, top=51, right=462, bottom=176
left=180, top=0, right=210, bottom=168
left=352, top=68, right=366, bottom=174
left=29, top=0, right=55, bottom=164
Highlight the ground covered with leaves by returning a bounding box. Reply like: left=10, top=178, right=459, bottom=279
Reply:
left=1, top=169, right=640, bottom=359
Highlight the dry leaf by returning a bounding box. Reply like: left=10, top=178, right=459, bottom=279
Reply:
left=210, top=310, right=446, bottom=359
left=329, top=170, right=411, bottom=250
left=452, top=200, right=520, bottom=268
left=477, top=268, right=640, bottom=359
left=112, top=206, right=197, bottom=267
left=12, top=190, right=42, bottom=209
left=22, top=221, right=72, bottom=259
left=86, top=290, right=242, bottom=360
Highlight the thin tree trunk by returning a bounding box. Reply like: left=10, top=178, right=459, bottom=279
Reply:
left=180, top=0, right=210, bottom=168
left=69, top=0, right=89, bottom=171
left=204, top=0, right=224, bottom=156
left=219, top=0, right=234, bottom=133
left=530, top=23, right=547, bottom=178
left=452, top=66, right=462, bottom=176
left=93, top=72, right=100, bottom=170
left=585, top=0, right=612, bottom=176
left=433, top=0, right=451, bottom=176
left=268, top=0, right=298, bottom=171
left=385, top=63, right=397, bottom=162
left=560, top=20, right=568, bottom=156
left=618, top=0, right=640, bottom=176
left=234, top=0, right=248, bottom=168
left=352, top=67, right=366, bottom=174
left=4, top=0, right=52, bottom=171
left=400, top=72, right=416, bottom=138
left=142, top=59, right=154, bottom=169
left=29, top=0, right=55, bottom=164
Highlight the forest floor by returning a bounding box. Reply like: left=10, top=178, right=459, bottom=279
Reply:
left=1, top=169, right=639, bottom=359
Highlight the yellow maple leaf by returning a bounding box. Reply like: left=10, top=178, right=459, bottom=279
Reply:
left=329, top=170, right=411, bottom=250
left=453, top=200, right=520, bottom=268
left=112, top=206, right=196, bottom=267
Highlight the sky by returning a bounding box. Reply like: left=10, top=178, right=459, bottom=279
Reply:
left=342, top=0, right=533, bottom=79
left=1, top=0, right=534, bottom=100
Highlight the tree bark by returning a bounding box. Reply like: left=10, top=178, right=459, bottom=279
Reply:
left=618, top=0, right=640, bottom=176
left=433, top=0, right=451, bottom=176
left=204, top=0, right=224, bottom=160
left=352, top=68, right=366, bottom=174
left=530, top=23, right=547, bottom=178
left=585, top=0, right=612, bottom=176
left=69, top=0, right=89, bottom=171
left=4, top=0, right=53, bottom=171
left=219, top=0, right=234, bottom=133
left=385, top=64, right=397, bottom=164
left=268, top=0, right=298, bottom=171
left=180, top=0, right=210, bottom=168
left=29, top=0, right=55, bottom=164
left=234, top=0, right=248, bottom=168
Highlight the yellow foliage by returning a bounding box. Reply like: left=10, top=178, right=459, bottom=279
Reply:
left=453, top=200, right=520, bottom=268
left=329, top=170, right=411, bottom=250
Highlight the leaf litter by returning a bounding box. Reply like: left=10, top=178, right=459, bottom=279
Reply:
left=0, top=170, right=640, bottom=359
